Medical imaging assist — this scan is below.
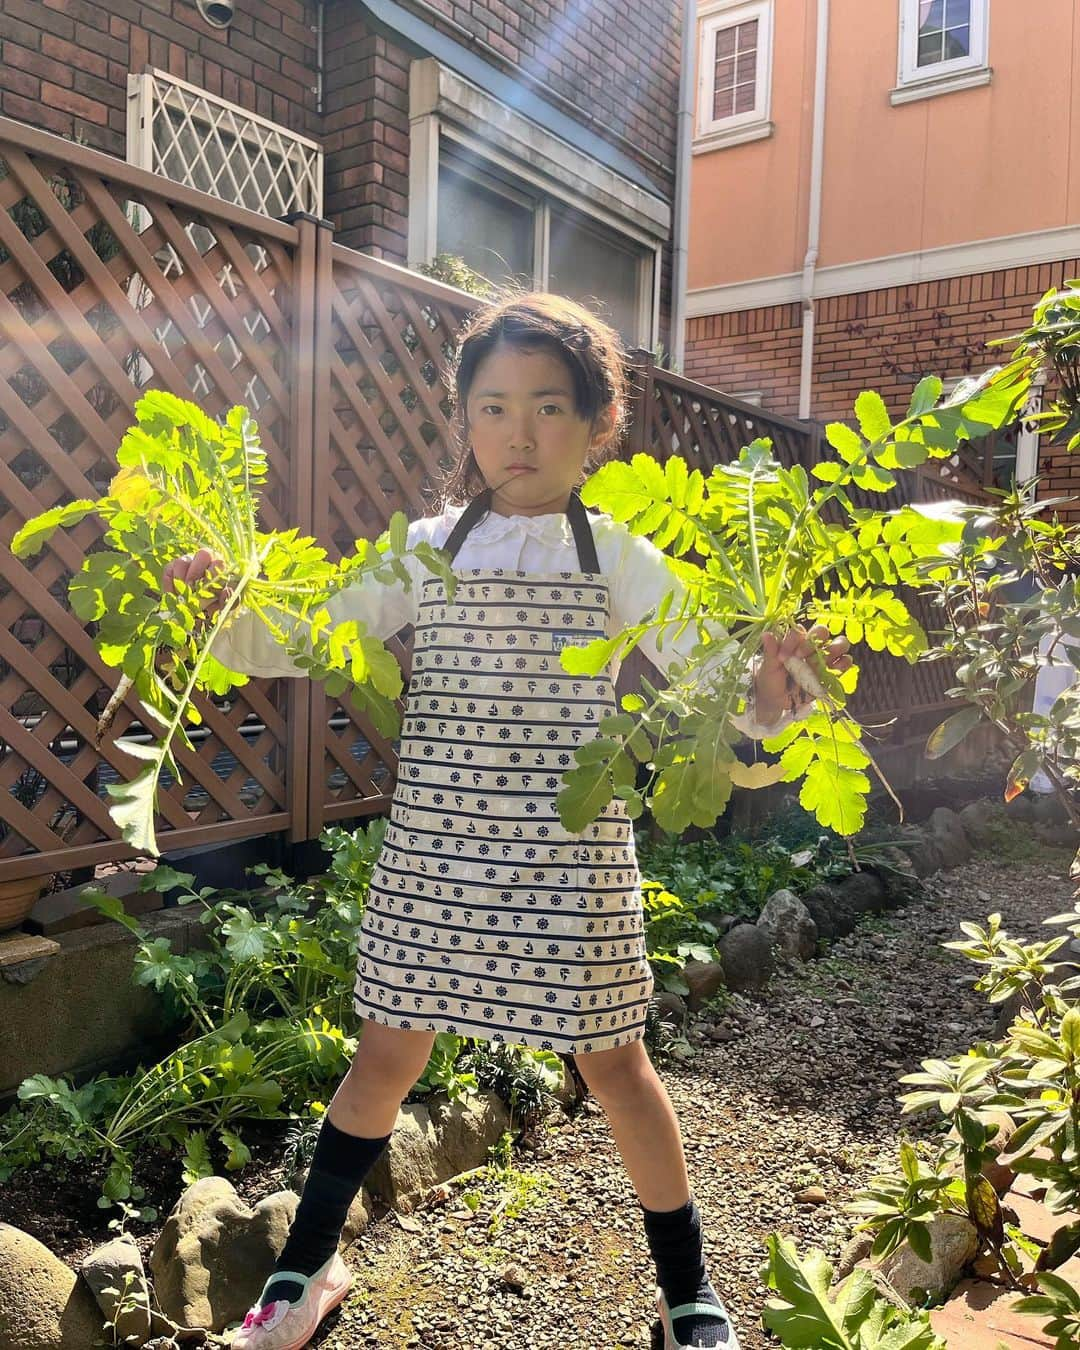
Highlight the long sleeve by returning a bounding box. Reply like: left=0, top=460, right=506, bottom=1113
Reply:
left=209, top=542, right=421, bottom=679
left=605, top=525, right=804, bottom=741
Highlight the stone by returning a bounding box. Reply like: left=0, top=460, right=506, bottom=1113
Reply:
left=929, top=1278, right=1054, bottom=1348
left=0, top=1222, right=105, bottom=1349
left=794, top=1186, right=827, bottom=1206
left=149, top=1177, right=297, bottom=1333
left=717, top=925, right=775, bottom=994
left=905, top=832, right=947, bottom=878
left=928, top=807, right=973, bottom=867
left=80, top=1235, right=155, bottom=1344
left=366, top=1092, right=510, bottom=1214
left=681, top=958, right=728, bottom=1009
left=427, top=1091, right=511, bottom=1183
left=875, top=1212, right=979, bottom=1305
left=1003, top=794, right=1035, bottom=823
left=651, top=991, right=688, bottom=1029
left=801, top=872, right=886, bottom=941
left=833, top=1231, right=874, bottom=1282
left=757, top=888, right=818, bottom=962
left=958, top=799, right=1006, bottom=849
left=340, top=1190, right=372, bottom=1247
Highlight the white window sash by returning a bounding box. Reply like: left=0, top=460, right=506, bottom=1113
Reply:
left=898, top=0, right=990, bottom=87
left=697, top=0, right=773, bottom=137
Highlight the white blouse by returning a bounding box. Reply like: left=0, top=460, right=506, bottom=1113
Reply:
left=210, top=503, right=798, bottom=740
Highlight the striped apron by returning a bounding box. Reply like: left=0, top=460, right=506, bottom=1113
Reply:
left=353, top=490, right=654, bottom=1054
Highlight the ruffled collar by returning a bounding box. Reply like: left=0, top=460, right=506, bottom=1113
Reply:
left=444, top=502, right=575, bottom=544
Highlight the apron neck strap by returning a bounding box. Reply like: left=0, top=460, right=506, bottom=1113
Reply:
left=442, top=489, right=600, bottom=573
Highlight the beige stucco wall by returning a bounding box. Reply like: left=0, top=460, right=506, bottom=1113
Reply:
left=689, top=0, right=1080, bottom=289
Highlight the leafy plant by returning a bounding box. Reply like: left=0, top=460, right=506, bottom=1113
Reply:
left=11, top=390, right=454, bottom=854
left=839, top=897, right=1080, bottom=1328
left=1013, top=1269, right=1080, bottom=1350
left=760, top=1234, right=947, bottom=1348
left=555, top=363, right=1034, bottom=839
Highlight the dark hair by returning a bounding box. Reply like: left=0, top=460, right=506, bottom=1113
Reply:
left=437, top=289, right=629, bottom=506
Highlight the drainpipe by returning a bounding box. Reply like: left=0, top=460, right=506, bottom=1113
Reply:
left=315, top=0, right=325, bottom=115
left=671, top=0, right=697, bottom=372
left=798, top=0, right=830, bottom=421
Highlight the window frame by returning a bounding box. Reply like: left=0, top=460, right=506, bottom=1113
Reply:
left=694, top=0, right=774, bottom=151
left=894, top=0, right=991, bottom=103
left=431, top=127, right=658, bottom=349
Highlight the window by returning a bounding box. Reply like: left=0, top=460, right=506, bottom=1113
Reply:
left=435, top=143, right=656, bottom=349
left=695, top=0, right=774, bottom=151
left=894, top=0, right=990, bottom=104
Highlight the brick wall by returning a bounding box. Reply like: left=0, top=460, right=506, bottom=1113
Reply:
left=0, top=0, right=679, bottom=344
left=0, top=0, right=319, bottom=159
left=686, top=259, right=1080, bottom=516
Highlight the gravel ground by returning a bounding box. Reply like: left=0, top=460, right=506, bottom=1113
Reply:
left=314, top=847, right=1074, bottom=1350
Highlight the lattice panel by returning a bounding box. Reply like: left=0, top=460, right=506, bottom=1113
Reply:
left=311, top=246, right=478, bottom=826
left=644, top=369, right=815, bottom=474
left=0, top=129, right=302, bottom=873
left=133, top=69, right=322, bottom=219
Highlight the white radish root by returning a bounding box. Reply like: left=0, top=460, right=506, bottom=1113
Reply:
left=782, top=652, right=828, bottom=702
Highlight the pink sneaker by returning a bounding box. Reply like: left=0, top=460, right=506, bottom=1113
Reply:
left=230, top=1253, right=352, bottom=1350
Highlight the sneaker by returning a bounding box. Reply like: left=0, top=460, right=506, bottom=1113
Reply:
left=656, top=1283, right=742, bottom=1349
left=230, top=1252, right=352, bottom=1350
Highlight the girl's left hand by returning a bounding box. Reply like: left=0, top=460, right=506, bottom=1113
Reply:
left=753, top=625, right=852, bottom=728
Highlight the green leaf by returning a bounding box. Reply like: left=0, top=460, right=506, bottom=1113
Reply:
left=907, top=376, right=943, bottom=418
left=11, top=499, right=97, bottom=557
left=925, top=706, right=982, bottom=760
left=556, top=761, right=614, bottom=833
left=559, top=634, right=623, bottom=677
left=855, top=390, right=893, bottom=442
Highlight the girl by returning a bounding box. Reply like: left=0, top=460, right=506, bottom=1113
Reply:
left=167, top=292, right=849, bottom=1350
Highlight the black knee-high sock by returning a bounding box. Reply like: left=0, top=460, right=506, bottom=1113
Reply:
left=642, top=1196, right=732, bottom=1347
left=260, top=1118, right=392, bottom=1308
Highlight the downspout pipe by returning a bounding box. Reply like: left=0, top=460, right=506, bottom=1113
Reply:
left=798, top=0, right=830, bottom=421
left=671, top=0, right=697, bottom=372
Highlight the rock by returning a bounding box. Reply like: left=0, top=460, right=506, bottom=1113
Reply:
left=794, top=1186, right=827, bottom=1206
left=499, top=1263, right=527, bottom=1294
left=80, top=1235, right=162, bottom=1345
left=1003, top=794, right=1034, bottom=823
left=875, top=1213, right=979, bottom=1304
left=928, top=808, right=973, bottom=867
left=0, top=1221, right=105, bottom=1349
left=149, top=1177, right=297, bottom=1333
left=681, top=958, right=728, bottom=1009
left=801, top=872, right=887, bottom=941
left=366, top=1091, right=510, bottom=1214
left=651, top=991, right=688, bottom=1028
left=427, top=1091, right=511, bottom=1183
left=717, top=925, right=775, bottom=994
left=340, top=1189, right=372, bottom=1247
left=871, top=848, right=921, bottom=909
left=958, top=799, right=1005, bottom=849
left=834, top=1231, right=874, bottom=1282
left=905, top=832, right=947, bottom=878
left=757, top=889, right=818, bottom=962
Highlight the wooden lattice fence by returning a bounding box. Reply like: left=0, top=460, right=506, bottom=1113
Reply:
left=0, top=117, right=986, bottom=882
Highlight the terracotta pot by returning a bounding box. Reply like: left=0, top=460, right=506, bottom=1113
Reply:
left=0, top=876, right=45, bottom=932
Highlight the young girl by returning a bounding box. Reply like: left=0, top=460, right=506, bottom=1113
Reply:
left=167, top=292, right=849, bottom=1350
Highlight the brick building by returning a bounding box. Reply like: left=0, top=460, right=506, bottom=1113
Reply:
left=684, top=0, right=1080, bottom=510
left=0, top=0, right=683, bottom=350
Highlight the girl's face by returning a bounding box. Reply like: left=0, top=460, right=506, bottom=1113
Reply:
left=465, top=342, right=615, bottom=516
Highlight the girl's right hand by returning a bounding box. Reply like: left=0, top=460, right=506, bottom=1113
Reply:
left=161, top=548, right=230, bottom=617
